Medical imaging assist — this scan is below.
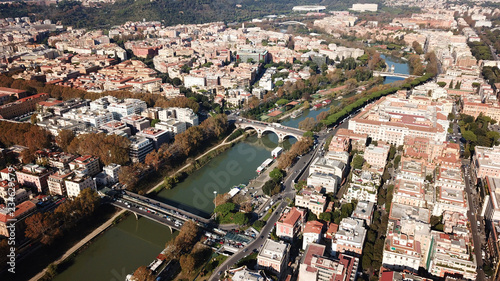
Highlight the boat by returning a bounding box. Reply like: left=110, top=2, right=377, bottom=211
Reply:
left=291, top=109, right=303, bottom=118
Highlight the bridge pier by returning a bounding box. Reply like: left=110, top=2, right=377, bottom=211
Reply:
left=133, top=212, right=139, bottom=220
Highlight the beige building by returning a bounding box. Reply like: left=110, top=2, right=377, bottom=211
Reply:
left=257, top=239, right=290, bottom=277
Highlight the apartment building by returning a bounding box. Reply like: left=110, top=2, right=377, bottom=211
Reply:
left=103, top=163, right=121, bottom=185
left=276, top=207, right=306, bottom=241
left=257, top=239, right=290, bottom=277
left=382, top=232, right=422, bottom=273
left=65, top=173, right=96, bottom=197
left=363, top=142, right=390, bottom=168
left=47, top=170, right=74, bottom=196
left=16, top=164, right=52, bottom=193
left=129, top=136, right=154, bottom=163
left=472, top=145, right=500, bottom=184
left=69, top=155, right=100, bottom=177
left=121, top=114, right=150, bottom=134
left=299, top=243, right=359, bottom=281
left=351, top=201, right=375, bottom=226
left=392, top=178, right=426, bottom=208
left=429, top=232, right=477, bottom=280
left=158, top=107, right=198, bottom=127
left=295, top=187, right=327, bottom=217
left=0, top=93, right=49, bottom=119
left=0, top=180, right=30, bottom=205
left=48, top=152, right=77, bottom=170
left=0, top=201, right=37, bottom=237
left=331, top=217, right=366, bottom=257
left=136, top=127, right=169, bottom=150
left=303, top=221, right=324, bottom=250
left=307, top=172, right=338, bottom=194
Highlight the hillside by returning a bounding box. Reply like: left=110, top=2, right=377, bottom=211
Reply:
left=0, top=0, right=382, bottom=29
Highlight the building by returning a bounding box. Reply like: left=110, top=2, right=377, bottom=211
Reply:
left=237, top=49, right=269, bottom=64
left=303, top=221, right=324, bottom=250
left=0, top=201, right=37, bottom=237
left=348, top=95, right=447, bottom=146
left=158, top=107, right=198, bottom=127
left=121, top=114, right=150, bottom=134
left=129, top=136, right=154, bottom=163
left=331, top=217, right=366, bottom=257
left=472, top=145, right=500, bottom=184
left=429, top=232, right=477, bottom=280
left=382, top=231, right=422, bottom=273
left=107, top=98, right=147, bottom=120
left=154, top=119, right=187, bottom=138
left=307, top=172, right=337, bottom=194
left=0, top=87, right=28, bottom=99
left=69, top=155, right=100, bottom=177
left=308, top=157, right=346, bottom=193
left=47, top=170, right=74, bottom=196
left=0, top=93, right=49, bottom=119
left=299, top=243, right=359, bottom=281
left=48, top=152, right=77, bottom=170
left=231, top=268, right=269, bottom=281
left=103, top=163, right=121, bottom=185
left=363, top=142, right=390, bottom=168
left=65, top=172, right=96, bottom=198
left=295, top=187, right=327, bottom=217
left=0, top=180, right=30, bottom=205
left=15, top=164, right=52, bottom=193
left=351, top=3, right=378, bottom=12
left=257, top=239, right=290, bottom=277
left=276, top=207, right=306, bottom=241
left=351, top=201, right=375, bottom=226
left=136, top=127, right=169, bottom=150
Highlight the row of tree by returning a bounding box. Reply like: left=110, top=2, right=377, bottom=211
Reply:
left=277, top=137, right=314, bottom=169
left=24, top=188, right=101, bottom=245
left=119, top=114, right=230, bottom=191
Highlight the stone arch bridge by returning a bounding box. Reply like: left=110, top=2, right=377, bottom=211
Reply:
left=235, top=118, right=305, bottom=143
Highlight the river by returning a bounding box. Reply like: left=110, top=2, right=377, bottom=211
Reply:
left=381, top=54, right=410, bottom=84
left=154, top=134, right=295, bottom=217
left=53, top=216, right=176, bottom=281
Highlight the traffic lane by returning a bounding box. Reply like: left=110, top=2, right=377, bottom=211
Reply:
left=110, top=201, right=181, bottom=229
left=208, top=201, right=287, bottom=281
left=463, top=170, right=485, bottom=280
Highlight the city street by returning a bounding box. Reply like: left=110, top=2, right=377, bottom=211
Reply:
left=463, top=164, right=486, bottom=281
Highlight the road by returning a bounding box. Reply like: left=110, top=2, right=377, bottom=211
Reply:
left=463, top=164, right=486, bottom=281
left=207, top=115, right=351, bottom=281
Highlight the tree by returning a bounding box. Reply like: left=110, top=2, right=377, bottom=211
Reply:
left=412, top=41, right=424, bottom=55
left=263, top=179, right=280, bottom=196
left=437, top=81, right=447, bottom=88
left=307, top=211, right=318, bottom=221
left=351, top=155, right=364, bottom=170
left=56, top=129, right=75, bottom=151
left=180, top=254, right=196, bottom=273
left=214, top=203, right=235, bottom=216
left=393, top=155, right=401, bottom=169
left=253, top=220, right=265, bottom=230
left=448, top=113, right=455, bottom=121
left=233, top=212, right=249, bottom=225
left=25, top=213, right=60, bottom=245
left=269, top=168, right=284, bottom=181
left=133, top=266, right=155, bottom=281
left=388, top=145, right=396, bottom=160
left=299, top=117, right=317, bottom=131
left=319, top=212, right=332, bottom=222
left=462, top=130, right=477, bottom=143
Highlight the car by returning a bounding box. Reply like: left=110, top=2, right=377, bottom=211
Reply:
left=244, top=248, right=248, bottom=252
left=261, top=235, right=264, bottom=239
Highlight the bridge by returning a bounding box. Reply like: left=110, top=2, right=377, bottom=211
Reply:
left=235, top=118, right=305, bottom=142
left=108, top=190, right=212, bottom=232
left=373, top=71, right=416, bottom=79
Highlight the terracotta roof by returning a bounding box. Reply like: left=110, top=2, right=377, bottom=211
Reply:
left=304, top=220, right=324, bottom=234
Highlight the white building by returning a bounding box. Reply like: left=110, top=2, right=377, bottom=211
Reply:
left=302, top=221, right=324, bottom=250
left=103, top=163, right=121, bottom=184
left=65, top=173, right=96, bottom=198
left=331, top=217, right=366, bottom=257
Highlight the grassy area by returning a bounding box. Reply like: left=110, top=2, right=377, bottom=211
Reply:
left=236, top=252, right=258, bottom=268
left=196, top=254, right=228, bottom=281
